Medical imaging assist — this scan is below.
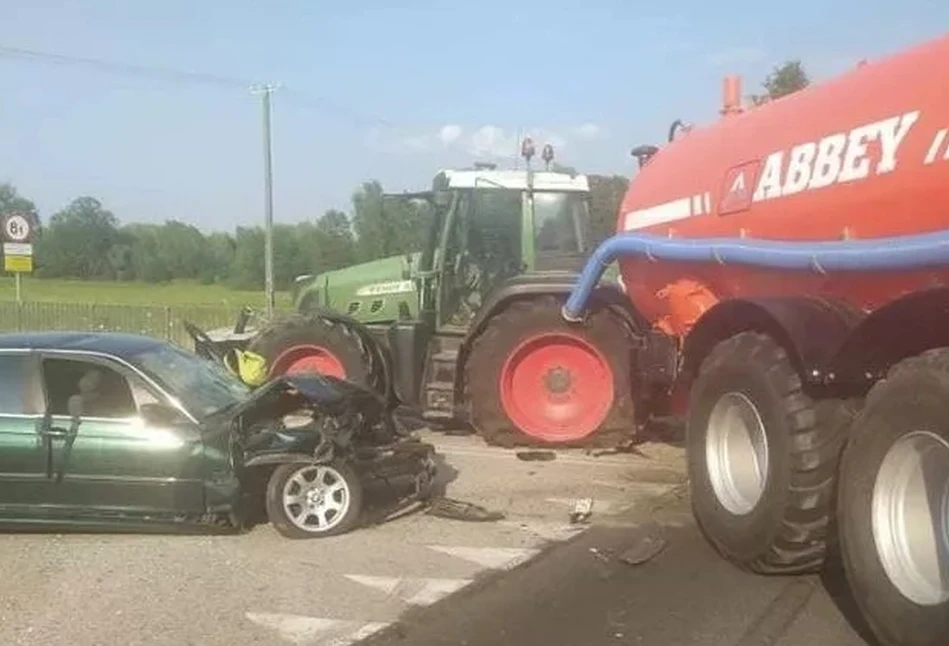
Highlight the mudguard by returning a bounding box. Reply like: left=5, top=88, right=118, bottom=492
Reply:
left=824, top=286, right=949, bottom=389
left=680, top=295, right=863, bottom=390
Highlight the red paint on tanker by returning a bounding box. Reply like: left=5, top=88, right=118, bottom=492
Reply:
left=617, top=32, right=949, bottom=338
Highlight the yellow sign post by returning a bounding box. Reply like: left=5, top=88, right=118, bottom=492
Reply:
left=2, top=213, right=35, bottom=302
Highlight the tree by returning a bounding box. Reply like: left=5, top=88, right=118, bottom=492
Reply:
left=35, top=196, right=122, bottom=279
left=751, top=60, right=810, bottom=105
left=0, top=183, right=40, bottom=231
left=587, top=174, right=629, bottom=247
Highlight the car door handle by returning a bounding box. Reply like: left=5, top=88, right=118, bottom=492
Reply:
left=42, top=427, right=69, bottom=438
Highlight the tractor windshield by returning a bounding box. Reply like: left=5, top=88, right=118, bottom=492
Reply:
left=533, top=191, right=589, bottom=254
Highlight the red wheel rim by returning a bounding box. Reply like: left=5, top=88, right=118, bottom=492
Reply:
left=270, top=344, right=346, bottom=379
left=499, top=332, right=614, bottom=442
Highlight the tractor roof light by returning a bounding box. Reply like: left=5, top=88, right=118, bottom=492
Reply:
left=521, top=137, right=536, bottom=163
left=542, top=143, right=554, bottom=170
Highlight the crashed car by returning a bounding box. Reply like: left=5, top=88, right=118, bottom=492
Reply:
left=0, top=331, right=436, bottom=538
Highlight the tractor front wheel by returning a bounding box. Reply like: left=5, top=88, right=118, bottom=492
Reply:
left=465, top=296, right=635, bottom=448
left=248, top=314, right=380, bottom=390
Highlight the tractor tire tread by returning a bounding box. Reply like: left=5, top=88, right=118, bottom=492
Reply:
left=248, top=313, right=382, bottom=391
left=465, top=295, right=635, bottom=449
left=692, top=332, right=858, bottom=575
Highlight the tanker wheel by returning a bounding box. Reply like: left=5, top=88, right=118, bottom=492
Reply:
left=687, top=331, right=855, bottom=575
left=465, top=296, right=635, bottom=448
left=837, top=349, right=949, bottom=646
left=248, top=314, right=379, bottom=390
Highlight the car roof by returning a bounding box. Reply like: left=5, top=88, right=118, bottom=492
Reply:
left=0, top=331, right=168, bottom=359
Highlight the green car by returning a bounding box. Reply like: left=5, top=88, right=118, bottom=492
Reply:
left=0, top=331, right=436, bottom=538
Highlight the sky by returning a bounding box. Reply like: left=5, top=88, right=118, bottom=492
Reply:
left=1, top=0, right=947, bottom=233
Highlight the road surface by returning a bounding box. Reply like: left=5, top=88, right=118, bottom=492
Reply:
left=361, top=469, right=878, bottom=646
left=0, top=431, right=683, bottom=646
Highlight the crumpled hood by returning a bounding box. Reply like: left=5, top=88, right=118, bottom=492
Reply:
left=227, top=373, right=386, bottom=422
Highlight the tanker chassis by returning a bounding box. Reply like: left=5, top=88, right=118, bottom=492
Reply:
left=562, top=34, right=949, bottom=646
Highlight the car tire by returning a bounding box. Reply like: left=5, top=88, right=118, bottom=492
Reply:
left=837, top=349, right=949, bottom=646
left=687, top=331, right=853, bottom=574
left=265, top=460, right=364, bottom=539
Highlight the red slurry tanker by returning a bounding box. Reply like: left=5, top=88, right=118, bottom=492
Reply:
left=563, top=33, right=949, bottom=646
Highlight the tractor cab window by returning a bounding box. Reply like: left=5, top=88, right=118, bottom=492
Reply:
left=437, top=188, right=523, bottom=327
left=533, top=192, right=588, bottom=255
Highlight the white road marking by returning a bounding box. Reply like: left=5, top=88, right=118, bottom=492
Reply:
left=344, top=575, right=472, bottom=605
left=544, top=497, right=624, bottom=514
left=426, top=545, right=540, bottom=570
left=500, top=519, right=590, bottom=542
left=245, top=613, right=390, bottom=646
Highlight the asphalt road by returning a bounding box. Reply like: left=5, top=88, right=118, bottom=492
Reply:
left=0, top=431, right=684, bottom=646
left=360, top=474, right=878, bottom=646
left=0, top=430, right=877, bottom=646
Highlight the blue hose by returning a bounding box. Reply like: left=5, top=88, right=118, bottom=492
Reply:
left=562, top=229, right=949, bottom=321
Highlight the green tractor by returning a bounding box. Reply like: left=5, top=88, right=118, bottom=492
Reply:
left=212, top=141, right=642, bottom=448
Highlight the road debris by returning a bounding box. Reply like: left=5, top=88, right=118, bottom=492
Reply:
left=516, top=450, right=556, bottom=461
left=426, top=497, right=505, bottom=522
left=619, top=532, right=668, bottom=566
left=570, top=498, right=594, bottom=524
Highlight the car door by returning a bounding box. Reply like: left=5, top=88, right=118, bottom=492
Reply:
left=38, top=351, right=206, bottom=520
left=0, top=350, right=52, bottom=517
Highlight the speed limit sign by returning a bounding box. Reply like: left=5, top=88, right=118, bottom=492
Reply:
left=3, top=214, right=32, bottom=243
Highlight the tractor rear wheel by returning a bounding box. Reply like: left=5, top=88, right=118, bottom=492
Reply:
left=465, top=296, right=635, bottom=448
left=248, top=314, right=380, bottom=390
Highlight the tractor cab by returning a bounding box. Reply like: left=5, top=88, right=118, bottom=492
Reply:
left=420, top=143, right=594, bottom=328
left=291, top=141, right=594, bottom=331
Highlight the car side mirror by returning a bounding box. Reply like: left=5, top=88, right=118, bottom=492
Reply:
left=67, top=394, right=83, bottom=420
left=140, top=403, right=187, bottom=427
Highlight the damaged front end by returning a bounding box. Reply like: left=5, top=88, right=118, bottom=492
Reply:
left=224, top=373, right=437, bottom=538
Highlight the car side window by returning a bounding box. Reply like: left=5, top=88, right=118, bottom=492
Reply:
left=0, top=354, right=34, bottom=415
left=41, top=357, right=138, bottom=419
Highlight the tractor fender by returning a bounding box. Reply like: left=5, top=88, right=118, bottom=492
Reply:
left=455, top=276, right=647, bottom=400
left=679, top=296, right=862, bottom=393
left=261, top=307, right=396, bottom=403
left=823, top=285, right=949, bottom=390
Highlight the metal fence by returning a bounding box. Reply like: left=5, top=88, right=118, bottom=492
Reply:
left=0, top=301, right=243, bottom=347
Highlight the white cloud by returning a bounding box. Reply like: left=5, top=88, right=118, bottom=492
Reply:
left=468, top=125, right=519, bottom=158
left=571, top=123, right=602, bottom=139
left=438, top=124, right=463, bottom=145
left=365, top=122, right=599, bottom=160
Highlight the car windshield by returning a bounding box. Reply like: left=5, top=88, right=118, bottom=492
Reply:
left=129, top=342, right=251, bottom=419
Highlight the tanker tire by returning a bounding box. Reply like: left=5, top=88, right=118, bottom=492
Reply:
left=248, top=314, right=381, bottom=392
left=464, top=295, right=635, bottom=449
left=687, top=331, right=855, bottom=575
left=837, top=349, right=949, bottom=646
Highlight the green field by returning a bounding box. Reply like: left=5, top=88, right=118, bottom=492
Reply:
left=0, top=276, right=292, bottom=308
left=0, top=277, right=295, bottom=344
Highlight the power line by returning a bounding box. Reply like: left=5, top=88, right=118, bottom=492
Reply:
left=0, top=44, right=254, bottom=88
left=0, top=43, right=400, bottom=129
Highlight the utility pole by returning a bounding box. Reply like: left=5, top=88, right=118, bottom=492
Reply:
left=251, top=82, right=280, bottom=318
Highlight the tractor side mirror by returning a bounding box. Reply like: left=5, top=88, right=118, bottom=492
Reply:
left=433, top=190, right=451, bottom=208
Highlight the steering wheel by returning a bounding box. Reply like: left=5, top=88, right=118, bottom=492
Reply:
left=183, top=320, right=226, bottom=365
